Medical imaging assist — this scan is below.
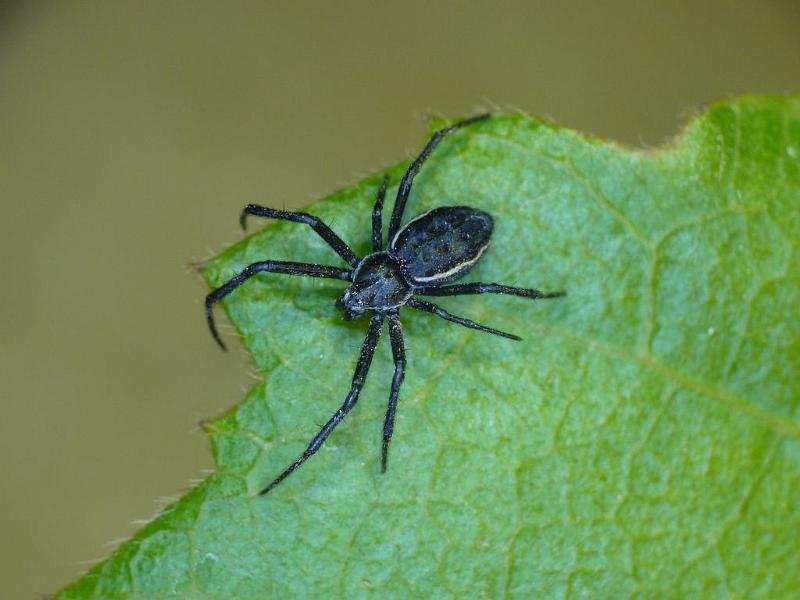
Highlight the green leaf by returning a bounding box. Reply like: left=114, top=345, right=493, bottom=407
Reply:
left=58, top=96, right=800, bottom=599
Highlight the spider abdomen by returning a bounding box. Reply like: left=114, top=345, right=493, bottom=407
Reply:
left=389, top=206, right=493, bottom=285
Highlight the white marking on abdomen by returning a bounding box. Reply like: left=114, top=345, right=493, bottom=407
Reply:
left=411, top=242, right=488, bottom=284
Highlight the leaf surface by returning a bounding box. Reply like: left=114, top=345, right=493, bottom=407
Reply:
left=59, top=96, right=800, bottom=599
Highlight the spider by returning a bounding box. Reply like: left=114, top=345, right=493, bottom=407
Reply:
left=205, top=114, right=565, bottom=495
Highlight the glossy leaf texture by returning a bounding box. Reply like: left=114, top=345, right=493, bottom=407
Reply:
left=58, top=96, right=800, bottom=599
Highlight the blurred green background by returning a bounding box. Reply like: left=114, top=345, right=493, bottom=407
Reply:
left=0, top=1, right=797, bottom=597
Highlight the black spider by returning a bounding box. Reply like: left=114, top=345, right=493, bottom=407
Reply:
left=205, top=114, right=565, bottom=494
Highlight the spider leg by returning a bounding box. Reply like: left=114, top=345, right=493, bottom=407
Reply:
left=381, top=311, right=406, bottom=472
left=372, top=175, right=389, bottom=252
left=407, top=298, right=521, bottom=341
left=387, top=113, right=491, bottom=239
left=206, top=260, right=352, bottom=350
left=415, top=282, right=566, bottom=300
left=239, top=205, right=360, bottom=267
left=259, top=313, right=384, bottom=495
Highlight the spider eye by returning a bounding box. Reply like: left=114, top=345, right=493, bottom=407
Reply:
left=344, top=308, right=362, bottom=320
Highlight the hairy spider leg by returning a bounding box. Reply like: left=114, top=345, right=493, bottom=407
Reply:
left=387, top=113, right=491, bottom=239
left=381, top=312, right=406, bottom=472
left=415, top=282, right=567, bottom=300
left=239, top=205, right=360, bottom=267
left=372, top=175, right=389, bottom=252
left=205, top=260, right=352, bottom=350
left=259, top=313, right=385, bottom=495
left=406, top=298, right=521, bottom=341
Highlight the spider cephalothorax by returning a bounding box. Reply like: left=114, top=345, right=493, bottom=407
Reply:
left=205, top=114, right=565, bottom=494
